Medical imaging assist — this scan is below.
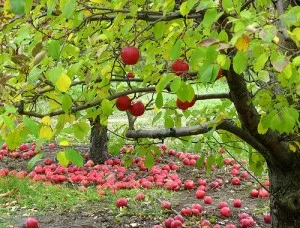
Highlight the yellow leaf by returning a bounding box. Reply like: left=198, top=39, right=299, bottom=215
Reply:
left=273, top=36, right=280, bottom=44
left=59, top=140, right=69, bottom=146
left=56, top=73, right=71, bottom=92
left=257, top=120, right=268, bottom=134
left=39, top=126, right=53, bottom=140
left=4, top=0, right=14, bottom=18
left=42, top=116, right=51, bottom=126
left=90, top=0, right=102, bottom=3
left=235, top=34, right=250, bottom=52
left=289, top=144, right=297, bottom=152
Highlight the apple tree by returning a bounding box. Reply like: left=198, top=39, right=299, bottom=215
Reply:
left=0, top=0, right=300, bottom=227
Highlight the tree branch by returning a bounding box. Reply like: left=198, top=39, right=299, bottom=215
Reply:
left=225, top=67, right=294, bottom=167
left=88, top=11, right=205, bottom=22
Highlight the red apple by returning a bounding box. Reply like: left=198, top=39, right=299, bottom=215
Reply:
left=200, top=220, right=212, bottom=227
left=216, top=69, right=223, bottom=80
left=258, top=188, right=269, bottom=198
left=161, top=200, right=171, bottom=210
left=116, top=96, right=131, bottom=111
left=220, top=207, right=230, bottom=217
left=198, top=179, right=207, bottom=186
left=250, top=189, right=259, bottom=197
left=184, top=180, right=194, bottom=190
left=25, top=217, right=39, bottom=228
left=264, top=213, right=271, bottom=224
left=203, top=196, right=212, bottom=204
left=171, top=220, right=183, bottom=228
left=231, top=177, right=241, bottom=185
left=225, top=225, right=236, bottom=228
left=127, top=73, right=135, bottom=78
left=171, top=59, right=189, bottom=76
left=19, top=144, right=29, bottom=151
left=129, top=100, right=145, bottom=116
left=218, top=201, right=228, bottom=209
left=164, top=218, right=174, bottom=228
left=176, top=99, right=190, bottom=110
left=195, top=190, right=206, bottom=199
left=116, top=198, right=128, bottom=207
left=174, top=215, right=184, bottom=223
left=121, top=46, right=139, bottom=65
left=233, top=199, right=242, bottom=207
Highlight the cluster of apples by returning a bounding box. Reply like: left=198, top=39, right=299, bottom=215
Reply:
left=0, top=142, right=55, bottom=161
left=115, top=95, right=145, bottom=117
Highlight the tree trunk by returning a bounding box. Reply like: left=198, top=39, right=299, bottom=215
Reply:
left=267, top=162, right=300, bottom=228
left=89, top=116, right=111, bottom=164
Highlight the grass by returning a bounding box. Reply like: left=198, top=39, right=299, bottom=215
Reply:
left=0, top=176, right=173, bottom=226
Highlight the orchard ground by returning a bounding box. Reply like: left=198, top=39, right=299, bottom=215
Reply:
left=0, top=143, right=271, bottom=228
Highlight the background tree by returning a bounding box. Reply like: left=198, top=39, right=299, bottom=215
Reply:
left=0, top=0, right=299, bottom=227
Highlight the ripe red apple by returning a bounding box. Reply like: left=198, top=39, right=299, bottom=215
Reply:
left=250, top=189, right=259, bottom=197
left=170, top=220, right=183, bottom=228
left=231, top=169, right=239, bottom=176
left=264, top=213, right=271, bottom=224
left=200, top=220, right=212, bottom=227
left=161, top=200, right=171, bottom=210
left=219, top=148, right=225, bottom=153
left=180, top=207, right=192, bottom=217
left=25, top=217, right=39, bottom=228
left=176, top=99, right=190, bottom=110
left=171, top=59, right=189, bottom=76
left=184, top=180, right=194, bottom=189
left=191, top=204, right=203, bottom=213
left=225, top=225, right=236, bottom=228
left=121, top=46, right=139, bottom=65
left=198, top=179, right=207, bottom=186
left=116, top=198, right=128, bottom=207
left=129, top=100, right=145, bottom=116
left=203, top=196, right=212, bottom=204
left=195, top=190, right=206, bottom=199
left=240, top=219, right=251, bottom=228
left=258, top=188, right=269, bottom=198
left=135, top=192, right=145, bottom=200
left=174, top=215, right=184, bottom=223
left=127, top=72, right=135, bottom=78
left=209, top=181, right=219, bottom=189
left=218, top=201, right=228, bottom=209
left=233, top=199, right=242, bottom=207
left=239, top=213, right=250, bottom=221
left=116, top=96, right=131, bottom=111
left=231, top=177, right=241, bottom=185
left=240, top=171, right=249, bottom=179
left=164, top=218, right=174, bottom=228
left=220, top=207, right=230, bottom=217
left=19, top=144, right=29, bottom=151
left=153, top=225, right=163, bottom=228
left=44, top=158, right=52, bottom=165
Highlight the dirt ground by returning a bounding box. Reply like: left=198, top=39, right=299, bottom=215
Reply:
left=0, top=144, right=270, bottom=228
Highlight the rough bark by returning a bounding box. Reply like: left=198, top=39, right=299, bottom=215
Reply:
left=267, top=161, right=300, bottom=228
left=89, top=116, right=111, bottom=164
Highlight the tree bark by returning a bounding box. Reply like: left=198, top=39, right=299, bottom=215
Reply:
left=89, top=116, right=111, bottom=164
left=267, top=160, right=300, bottom=228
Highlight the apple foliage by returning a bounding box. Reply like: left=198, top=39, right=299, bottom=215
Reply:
left=0, top=1, right=300, bottom=226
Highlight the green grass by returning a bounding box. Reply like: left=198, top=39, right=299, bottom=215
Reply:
left=0, top=176, right=173, bottom=226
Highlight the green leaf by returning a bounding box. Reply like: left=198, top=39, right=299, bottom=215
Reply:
left=57, top=151, right=69, bottom=167
left=253, top=53, right=269, bottom=72
left=6, top=130, right=21, bottom=150
left=24, top=0, right=33, bottom=14
left=164, top=115, right=174, bottom=128
left=47, top=0, right=57, bottom=16
left=73, top=122, right=90, bottom=140
left=163, top=0, right=175, bottom=14
left=65, top=149, right=84, bottom=167
left=27, top=152, right=44, bottom=171
left=47, top=67, right=62, bottom=84
left=23, top=116, right=40, bottom=137
left=145, top=152, right=154, bottom=169
left=60, top=0, right=76, bottom=19
left=101, top=99, right=114, bottom=116
left=196, top=154, right=205, bottom=168
left=152, top=112, right=162, bottom=125
left=233, top=51, right=248, bottom=74
left=62, top=94, right=72, bottom=113
left=3, top=116, right=14, bottom=131
left=155, top=92, right=163, bottom=109
left=222, top=0, right=233, bottom=11
left=48, top=40, right=61, bottom=60
left=123, top=155, right=134, bottom=167
left=202, top=9, right=218, bottom=28
left=170, top=77, right=181, bottom=92
left=198, top=63, right=219, bottom=83
left=206, top=155, right=215, bottom=176
left=156, top=74, right=175, bottom=92
left=170, top=40, right=183, bottom=60
left=153, top=22, right=165, bottom=39
left=10, top=0, right=25, bottom=15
